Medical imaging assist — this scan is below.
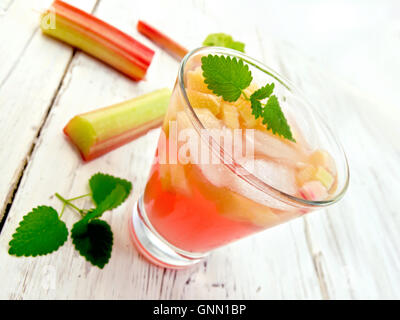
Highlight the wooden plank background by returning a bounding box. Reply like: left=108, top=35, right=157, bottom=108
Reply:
left=0, top=0, right=399, bottom=299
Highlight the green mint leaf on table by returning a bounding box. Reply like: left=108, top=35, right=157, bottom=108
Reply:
left=71, top=219, right=113, bottom=269
left=71, top=173, right=132, bottom=268
left=261, top=95, right=295, bottom=142
left=71, top=217, right=90, bottom=237
left=8, top=172, right=133, bottom=269
left=203, top=33, right=245, bottom=53
left=89, top=173, right=132, bottom=209
left=201, top=54, right=295, bottom=142
left=201, top=55, right=252, bottom=102
left=9, top=206, right=68, bottom=257
left=84, top=184, right=128, bottom=221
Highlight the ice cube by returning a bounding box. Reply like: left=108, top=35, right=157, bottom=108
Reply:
left=198, top=163, right=232, bottom=188
left=246, top=130, right=307, bottom=166
left=197, top=158, right=298, bottom=211
left=246, top=159, right=298, bottom=196
left=233, top=159, right=298, bottom=210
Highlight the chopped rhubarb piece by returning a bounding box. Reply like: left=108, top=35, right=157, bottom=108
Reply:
left=186, top=67, right=212, bottom=94
left=186, top=89, right=222, bottom=115
left=314, top=166, right=334, bottom=190
left=221, top=103, right=240, bottom=129
left=296, top=165, right=317, bottom=186
left=64, top=88, right=171, bottom=161
left=41, top=1, right=154, bottom=80
left=193, top=108, right=222, bottom=129
left=299, top=181, right=328, bottom=201
left=309, top=150, right=336, bottom=175
left=137, top=20, right=188, bottom=60
left=296, top=163, right=335, bottom=191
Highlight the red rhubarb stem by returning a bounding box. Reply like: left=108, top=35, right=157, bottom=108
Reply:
left=137, top=20, right=188, bottom=61
left=42, top=1, right=155, bottom=80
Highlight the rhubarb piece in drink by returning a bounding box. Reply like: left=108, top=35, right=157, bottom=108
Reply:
left=309, top=150, right=337, bottom=175
left=186, top=67, right=212, bottom=94
left=314, top=166, right=334, bottom=190
left=41, top=1, right=154, bottom=80
left=186, top=89, right=222, bottom=115
left=299, top=181, right=328, bottom=201
left=221, top=103, right=240, bottom=129
left=64, top=88, right=171, bottom=161
left=296, top=164, right=317, bottom=186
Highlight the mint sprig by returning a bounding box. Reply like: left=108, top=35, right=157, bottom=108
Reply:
left=203, top=33, right=245, bottom=53
left=201, top=54, right=296, bottom=142
left=8, top=173, right=132, bottom=269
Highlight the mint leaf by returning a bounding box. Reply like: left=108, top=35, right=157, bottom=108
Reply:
left=71, top=219, right=113, bottom=269
left=250, top=84, right=275, bottom=119
left=203, top=33, right=245, bottom=53
left=250, top=96, right=263, bottom=119
left=85, top=184, right=127, bottom=221
left=70, top=174, right=131, bottom=268
left=89, top=173, right=132, bottom=208
left=262, top=95, right=295, bottom=142
left=71, top=181, right=128, bottom=269
left=70, top=217, right=89, bottom=237
left=251, top=83, right=275, bottom=100
left=201, top=55, right=252, bottom=102
left=229, top=41, right=245, bottom=53
left=9, top=206, right=68, bottom=257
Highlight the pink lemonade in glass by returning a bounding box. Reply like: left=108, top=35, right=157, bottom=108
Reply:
left=130, top=47, right=349, bottom=268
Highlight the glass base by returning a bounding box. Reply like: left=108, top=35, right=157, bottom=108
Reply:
left=129, top=196, right=208, bottom=269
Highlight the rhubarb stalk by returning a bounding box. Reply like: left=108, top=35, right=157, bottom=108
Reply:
left=41, top=1, right=155, bottom=80
left=137, top=20, right=188, bottom=61
left=64, top=88, right=171, bottom=161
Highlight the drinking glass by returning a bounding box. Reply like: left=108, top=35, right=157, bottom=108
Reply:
left=129, top=47, right=349, bottom=269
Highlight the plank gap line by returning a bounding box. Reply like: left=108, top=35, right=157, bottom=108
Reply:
left=325, top=211, right=355, bottom=299
left=91, top=0, right=101, bottom=15
left=0, top=0, right=103, bottom=233
left=303, top=218, right=330, bottom=299
left=0, top=49, right=78, bottom=233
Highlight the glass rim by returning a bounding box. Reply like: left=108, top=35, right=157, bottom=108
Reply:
left=178, top=46, right=349, bottom=209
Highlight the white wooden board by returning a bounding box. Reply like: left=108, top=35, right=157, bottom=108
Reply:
left=0, top=0, right=399, bottom=299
